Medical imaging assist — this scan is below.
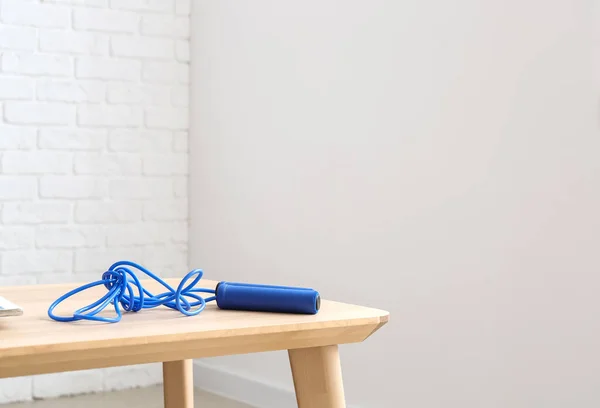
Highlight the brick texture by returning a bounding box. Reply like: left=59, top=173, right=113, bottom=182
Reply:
left=0, top=0, right=190, bottom=402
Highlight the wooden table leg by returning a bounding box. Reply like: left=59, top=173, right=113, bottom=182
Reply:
left=163, top=359, right=194, bottom=408
left=288, top=345, right=346, bottom=408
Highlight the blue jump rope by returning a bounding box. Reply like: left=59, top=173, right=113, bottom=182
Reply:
left=48, top=260, right=320, bottom=323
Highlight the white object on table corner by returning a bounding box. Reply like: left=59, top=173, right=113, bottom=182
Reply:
left=0, top=296, right=23, bottom=317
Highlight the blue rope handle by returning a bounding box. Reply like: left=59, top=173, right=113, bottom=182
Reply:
left=48, top=261, right=216, bottom=323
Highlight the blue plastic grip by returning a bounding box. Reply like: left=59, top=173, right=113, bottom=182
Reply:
left=215, top=281, right=320, bottom=314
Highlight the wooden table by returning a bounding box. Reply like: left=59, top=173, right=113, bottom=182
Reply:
left=0, top=279, right=389, bottom=408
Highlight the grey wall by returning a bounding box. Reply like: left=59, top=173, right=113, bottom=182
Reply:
left=190, top=1, right=600, bottom=407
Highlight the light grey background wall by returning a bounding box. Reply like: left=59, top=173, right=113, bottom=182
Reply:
left=190, top=1, right=599, bottom=407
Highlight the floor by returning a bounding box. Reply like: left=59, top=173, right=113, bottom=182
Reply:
left=4, top=386, right=254, bottom=408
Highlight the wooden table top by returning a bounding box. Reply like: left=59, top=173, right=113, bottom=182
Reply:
left=0, top=279, right=388, bottom=378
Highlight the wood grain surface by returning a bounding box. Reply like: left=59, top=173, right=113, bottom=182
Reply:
left=289, top=345, right=347, bottom=408
left=0, top=278, right=388, bottom=378
left=163, top=359, right=194, bottom=408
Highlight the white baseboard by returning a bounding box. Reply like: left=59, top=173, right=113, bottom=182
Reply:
left=193, top=361, right=297, bottom=408
left=193, top=361, right=359, bottom=408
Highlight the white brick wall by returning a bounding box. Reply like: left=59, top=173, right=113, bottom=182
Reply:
left=0, top=0, right=190, bottom=403
left=0, top=0, right=71, bottom=29
left=1, top=52, right=73, bottom=76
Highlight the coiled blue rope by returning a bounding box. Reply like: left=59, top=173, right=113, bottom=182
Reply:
left=48, top=261, right=216, bottom=323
